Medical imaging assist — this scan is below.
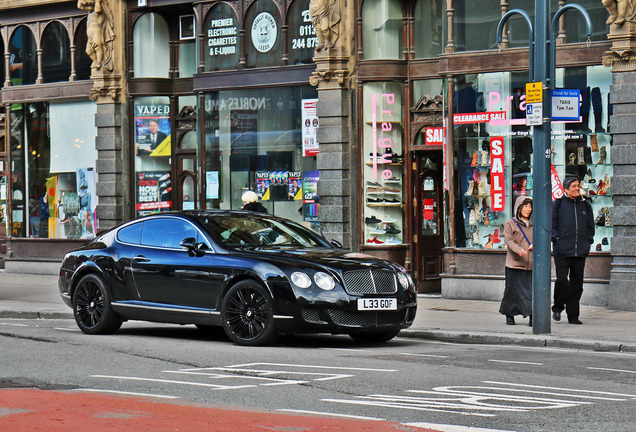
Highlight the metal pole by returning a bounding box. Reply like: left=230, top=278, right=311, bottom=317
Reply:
left=532, top=0, right=551, bottom=334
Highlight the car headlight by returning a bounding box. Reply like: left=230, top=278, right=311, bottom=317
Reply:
left=397, top=271, right=411, bottom=290
left=314, top=272, right=335, bottom=291
left=291, top=272, right=312, bottom=289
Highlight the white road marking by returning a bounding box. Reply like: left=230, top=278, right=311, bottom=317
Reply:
left=75, top=388, right=180, bottom=399
left=321, top=397, right=497, bottom=417
left=322, top=348, right=370, bottom=352
left=0, top=323, right=28, bottom=327
left=405, top=423, right=515, bottom=432
left=488, top=359, right=543, bottom=366
left=588, top=366, right=636, bottom=375
left=400, top=353, right=450, bottom=359
left=277, top=409, right=384, bottom=421
left=482, top=381, right=636, bottom=398
left=214, top=362, right=397, bottom=372
left=90, top=374, right=257, bottom=390
left=55, top=327, right=80, bottom=332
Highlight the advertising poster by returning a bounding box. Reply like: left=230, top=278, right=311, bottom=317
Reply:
left=302, top=98, right=319, bottom=156
left=135, top=104, right=171, bottom=157
left=288, top=171, right=302, bottom=200
left=302, top=170, right=319, bottom=222
left=136, top=171, right=172, bottom=216
left=76, top=168, right=97, bottom=238
left=206, top=171, right=220, bottom=199
left=256, top=171, right=270, bottom=200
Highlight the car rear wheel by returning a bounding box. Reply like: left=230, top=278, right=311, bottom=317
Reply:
left=72, top=274, right=122, bottom=334
left=349, top=329, right=400, bottom=343
left=221, top=280, right=279, bottom=346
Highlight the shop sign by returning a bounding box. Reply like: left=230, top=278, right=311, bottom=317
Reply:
left=423, top=198, right=434, bottom=220
left=251, top=12, right=277, bottom=53
left=291, top=10, right=318, bottom=50
left=302, top=98, right=319, bottom=156
left=551, top=89, right=580, bottom=122
left=490, top=137, right=505, bottom=211
left=370, top=93, right=398, bottom=181
left=424, top=127, right=444, bottom=145
left=551, top=164, right=564, bottom=200
left=452, top=111, right=506, bottom=124
left=208, top=17, right=239, bottom=56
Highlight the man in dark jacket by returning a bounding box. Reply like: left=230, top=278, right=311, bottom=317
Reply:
left=551, top=176, right=595, bottom=324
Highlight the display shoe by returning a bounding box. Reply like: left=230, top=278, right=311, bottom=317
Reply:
left=602, top=237, right=609, bottom=246
left=469, top=209, right=476, bottom=225
left=578, top=146, right=585, bottom=165
left=384, top=176, right=400, bottom=183
left=367, top=237, right=384, bottom=244
left=477, top=180, right=488, bottom=196
left=595, top=208, right=606, bottom=226
left=472, top=230, right=481, bottom=245
left=596, top=243, right=602, bottom=251
left=590, top=134, right=599, bottom=152
left=506, top=315, right=515, bottom=325
left=568, top=152, right=576, bottom=165
left=492, top=228, right=501, bottom=243
left=365, top=215, right=381, bottom=224
left=598, top=146, right=607, bottom=164
left=587, top=168, right=596, bottom=183
left=465, top=180, right=475, bottom=196
left=369, top=225, right=386, bottom=235
left=385, top=225, right=401, bottom=235
left=366, top=181, right=383, bottom=188
left=385, top=237, right=401, bottom=245
left=604, top=174, right=611, bottom=193
left=604, top=207, right=612, bottom=227
left=596, top=180, right=606, bottom=195
left=481, top=150, right=489, bottom=166
left=483, top=207, right=490, bottom=225
left=484, top=234, right=494, bottom=249
left=382, top=215, right=396, bottom=223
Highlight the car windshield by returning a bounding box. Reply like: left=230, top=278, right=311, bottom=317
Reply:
left=198, top=214, right=331, bottom=249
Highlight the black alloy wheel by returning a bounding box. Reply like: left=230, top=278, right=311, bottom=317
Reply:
left=221, top=280, right=279, bottom=346
left=72, top=274, right=122, bottom=335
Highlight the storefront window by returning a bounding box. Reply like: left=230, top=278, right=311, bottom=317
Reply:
left=133, top=96, right=172, bottom=217
left=245, top=0, right=282, bottom=68
left=287, top=0, right=318, bottom=65
left=564, top=0, right=609, bottom=43
left=452, top=1, right=501, bottom=52
left=74, top=20, right=93, bottom=81
left=204, top=86, right=318, bottom=224
left=42, top=21, right=71, bottom=83
left=178, top=15, right=198, bottom=78
left=133, top=13, right=170, bottom=78
left=362, top=0, right=403, bottom=60
left=362, top=82, right=404, bottom=246
left=10, top=101, right=97, bottom=239
left=414, top=0, right=443, bottom=58
left=10, top=26, right=37, bottom=86
left=205, top=3, right=240, bottom=72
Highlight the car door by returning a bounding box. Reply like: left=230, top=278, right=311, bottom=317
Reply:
left=131, top=217, right=215, bottom=310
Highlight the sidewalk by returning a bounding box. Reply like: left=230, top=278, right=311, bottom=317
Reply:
left=1, top=270, right=635, bottom=352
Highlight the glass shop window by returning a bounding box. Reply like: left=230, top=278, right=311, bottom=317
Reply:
left=205, top=3, right=241, bottom=72
left=287, top=0, right=318, bottom=65
left=203, top=86, right=318, bottom=225
left=564, top=0, right=609, bottom=43
left=133, top=13, right=170, bottom=78
left=74, top=19, right=93, bottom=81
left=362, top=0, right=403, bottom=60
left=413, top=0, right=443, bottom=58
left=245, top=0, right=282, bottom=68
left=41, top=21, right=71, bottom=83
left=9, top=101, right=98, bottom=239
left=178, top=15, right=198, bottom=78
left=9, top=26, right=38, bottom=86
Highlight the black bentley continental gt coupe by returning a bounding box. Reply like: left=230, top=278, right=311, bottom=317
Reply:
left=59, top=211, right=417, bottom=345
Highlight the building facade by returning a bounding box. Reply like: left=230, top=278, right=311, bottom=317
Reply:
left=0, top=0, right=634, bottom=311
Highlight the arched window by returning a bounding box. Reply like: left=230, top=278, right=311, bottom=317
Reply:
left=205, top=3, right=240, bottom=71
left=287, top=0, right=317, bottom=65
left=133, top=13, right=170, bottom=78
left=245, top=0, right=282, bottom=68
left=42, top=21, right=71, bottom=83
left=362, top=0, right=403, bottom=60
left=414, top=0, right=443, bottom=59
left=74, top=19, right=93, bottom=80
left=10, top=26, right=38, bottom=85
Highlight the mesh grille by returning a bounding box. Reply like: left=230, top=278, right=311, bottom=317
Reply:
left=342, top=269, right=397, bottom=295
left=301, top=307, right=325, bottom=324
left=327, top=309, right=405, bottom=327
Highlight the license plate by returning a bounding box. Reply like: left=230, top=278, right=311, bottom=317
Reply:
left=357, top=298, right=397, bottom=311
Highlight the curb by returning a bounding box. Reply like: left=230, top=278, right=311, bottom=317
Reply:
left=0, top=311, right=73, bottom=320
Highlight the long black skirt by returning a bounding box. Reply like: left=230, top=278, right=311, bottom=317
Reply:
left=499, top=267, right=532, bottom=317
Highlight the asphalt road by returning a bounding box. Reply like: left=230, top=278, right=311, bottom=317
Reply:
left=1, top=318, right=636, bottom=432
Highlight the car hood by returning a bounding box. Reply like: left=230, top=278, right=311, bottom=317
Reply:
left=231, top=247, right=400, bottom=272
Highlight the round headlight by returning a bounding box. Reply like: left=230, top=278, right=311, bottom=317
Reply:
left=397, top=272, right=410, bottom=290
left=291, top=272, right=312, bottom=289
left=314, top=272, right=335, bottom=291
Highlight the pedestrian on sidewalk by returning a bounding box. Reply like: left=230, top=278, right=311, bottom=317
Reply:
left=551, top=176, right=595, bottom=325
left=241, top=190, right=268, bottom=213
left=499, top=196, right=533, bottom=326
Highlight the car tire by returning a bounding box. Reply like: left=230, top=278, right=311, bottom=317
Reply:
left=349, top=329, right=400, bottom=344
left=221, top=280, right=279, bottom=346
left=72, top=273, right=122, bottom=335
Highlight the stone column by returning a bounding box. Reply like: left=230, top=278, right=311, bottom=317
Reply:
left=603, top=21, right=636, bottom=311
left=309, top=0, right=356, bottom=248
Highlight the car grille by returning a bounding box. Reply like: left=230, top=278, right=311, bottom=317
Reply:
left=327, top=309, right=406, bottom=327
left=301, top=307, right=326, bottom=324
left=342, top=269, right=397, bottom=295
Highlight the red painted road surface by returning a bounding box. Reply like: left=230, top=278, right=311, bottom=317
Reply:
left=0, top=389, right=437, bottom=431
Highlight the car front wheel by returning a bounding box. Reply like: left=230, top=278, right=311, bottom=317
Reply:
left=72, top=273, right=122, bottom=334
left=221, top=280, right=279, bottom=346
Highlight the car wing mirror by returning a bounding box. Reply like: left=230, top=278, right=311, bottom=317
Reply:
left=180, top=237, right=199, bottom=256
left=331, top=239, right=343, bottom=249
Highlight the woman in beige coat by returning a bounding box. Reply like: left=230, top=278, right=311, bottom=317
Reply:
left=499, top=196, right=533, bottom=325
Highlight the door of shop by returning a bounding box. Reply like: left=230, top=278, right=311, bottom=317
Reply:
left=173, top=107, right=198, bottom=211
left=414, top=151, right=444, bottom=292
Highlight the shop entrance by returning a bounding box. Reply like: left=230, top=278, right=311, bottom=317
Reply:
left=173, top=107, right=198, bottom=211
left=413, top=151, right=444, bottom=292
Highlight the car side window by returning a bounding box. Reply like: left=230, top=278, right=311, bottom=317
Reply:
left=117, top=222, right=142, bottom=244
left=141, top=218, right=200, bottom=249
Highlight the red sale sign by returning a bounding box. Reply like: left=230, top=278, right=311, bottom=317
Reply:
left=551, top=164, right=564, bottom=200
left=423, top=198, right=434, bottom=220
left=425, top=127, right=444, bottom=145
left=490, top=137, right=505, bottom=211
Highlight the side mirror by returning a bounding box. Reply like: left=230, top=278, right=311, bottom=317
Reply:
left=331, top=239, right=343, bottom=249
left=180, top=237, right=198, bottom=255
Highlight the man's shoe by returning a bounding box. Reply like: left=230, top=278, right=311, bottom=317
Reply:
left=365, top=216, right=381, bottom=224
left=506, top=315, right=515, bottom=325
left=552, top=311, right=561, bottom=321
left=568, top=318, right=583, bottom=325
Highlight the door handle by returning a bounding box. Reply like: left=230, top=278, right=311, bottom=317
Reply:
left=133, top=255, right=150, bottom=262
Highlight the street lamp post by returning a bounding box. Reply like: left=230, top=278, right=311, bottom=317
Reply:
left=497, top=1, right=592, bottom=334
